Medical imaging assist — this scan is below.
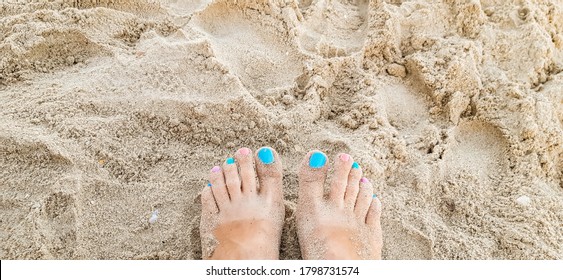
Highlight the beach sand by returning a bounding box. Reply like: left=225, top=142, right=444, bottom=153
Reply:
left=0, top=0, right=562, bottom=259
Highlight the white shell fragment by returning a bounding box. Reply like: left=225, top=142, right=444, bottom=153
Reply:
left=149, top=209, right=159, bottom=224
left=516, top=195, right=531, bottom=207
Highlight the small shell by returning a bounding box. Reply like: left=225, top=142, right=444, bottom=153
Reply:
left=516, top=195, right=531, bottom=207
left=149, top=210, right=159, bottom=224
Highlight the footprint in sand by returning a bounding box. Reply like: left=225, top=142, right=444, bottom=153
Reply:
left=441, top=120, right=509, bottom=182
left=376, top=81, right=446, bottom=160
left=161, top=0, right=212, bottom=16
left=297, top=0, right=369, bottom=57
left=378, top=82, right=510, bottom=182
left=41, top=192, right=77, bottom=259
left=0, top=27, right=106, bottom=85
left=383, top=220, right=434, bottom=260
left=0, top=122, right=78, bottom=259
left=191, top=0, right=303, bottom=92
left=377, top=83, right=433, bottom=141
left=69, top=0, right=163, bottom=14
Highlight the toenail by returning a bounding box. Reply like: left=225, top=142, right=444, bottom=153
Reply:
left=257, top=147, right=275, bottom=165
left=239, top=147, right=251, bottom=156
left=226, top=157, right=235, bottom=164
left=207, top=183, right=212, bottom=187
left=340, top=153, right=350, bottom=162
left=211, top=166, right=221, bottom=173
left=361, top=177, right=369, bottom=183
left=352, top=162, right=360, bottom=169
left=309, top=151, right=327, bottom=168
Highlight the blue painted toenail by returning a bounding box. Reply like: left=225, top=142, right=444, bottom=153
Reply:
left=226, top=157, right=235, bottom=164
left=309, top=152, right=327, bottom=169
left=207, top=183, right=212, bottom=187
left=257, top=147, right=274, bottom=165
left=372, top=194, right=377, bottom=198
left=352, top=162, right=360, bottom=169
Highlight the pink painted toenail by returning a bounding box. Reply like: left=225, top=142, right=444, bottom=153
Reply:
left=211, top=166, right=221, bottom=173
left=340, top=153, right=350, bottom=162
left=239, top=147, right=251, bottom=156
left=361, top=177, right=369, bottom=183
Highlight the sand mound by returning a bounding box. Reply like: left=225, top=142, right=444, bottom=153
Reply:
left=0, top=0, right=562, bottom=259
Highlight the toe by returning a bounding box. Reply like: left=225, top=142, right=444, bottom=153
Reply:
left=201, top=184, right=218, bottom=217
left=344, top=162, right=362, bottom=208
left=235, top=147, right=257, bottom=195
left=329, top=153, right=354, bottom=207
left=354, top=177, right=374, bottom=220
left=222, top=157, right=242, bottom=200
left=366, top=196, right=383, bottom=257
left=298, top=150, right=329, bottom=208
left=366, top=195, right=382, bottom=226
left=209, top=166, right=230, bottom=210
left=254, top=147, right=283, bottom=201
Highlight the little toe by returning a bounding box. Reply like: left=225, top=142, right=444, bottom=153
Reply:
left=366, top=196, right=383, bottom=257
left=201, top=184, right=218, bottom=219
left=344, top=162, right=362, bottom=208
left=366, top=195, right=382, bottom=226
left=222, top=157, right=242, bottom=200
left=254, top=147, right=283, bottom=201
left=354, top=177, right=374, bottom=220
left=329, top=153, right=354, bottom=207
left=235, top=147, right=257, bottom=195
left=298, top=150, right=329, bottom=208
left=209, top=166, right=230, bottom=210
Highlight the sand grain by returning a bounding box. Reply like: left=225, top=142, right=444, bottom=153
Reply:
left=1, top=0, right=562, bottom=259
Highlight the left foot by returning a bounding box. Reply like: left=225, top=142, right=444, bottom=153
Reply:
left=200, top=147, right=285, bottom=259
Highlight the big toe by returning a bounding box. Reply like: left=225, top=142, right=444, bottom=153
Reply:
left=254, top=147, right=284, bottom=202
left=298, top=150, right=329, bottom=209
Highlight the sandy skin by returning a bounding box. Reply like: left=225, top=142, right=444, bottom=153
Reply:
left=297, top=151, right=383, bottom=260
left=200, top=147, right=382, bottom=259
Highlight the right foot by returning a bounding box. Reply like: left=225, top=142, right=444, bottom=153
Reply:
left=296, top=151, right=383, bottom=260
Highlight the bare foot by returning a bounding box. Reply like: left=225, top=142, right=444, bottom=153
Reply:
left=297, top=151, right=383, bottom=260
left=200, top=147, right=285, bottom=259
